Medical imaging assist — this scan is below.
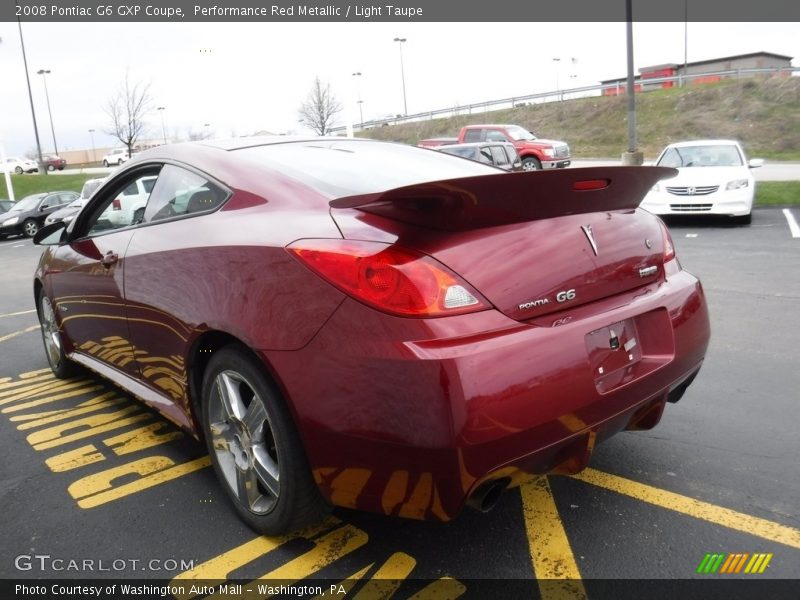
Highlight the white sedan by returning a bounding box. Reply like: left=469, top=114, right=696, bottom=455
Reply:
left=1, top=157, right=39, bottom=174
left=640, top=140, right=763, bottom=224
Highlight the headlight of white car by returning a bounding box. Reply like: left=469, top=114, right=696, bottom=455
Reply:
left=651, top=183, right=661, bottom=192
left=3, top=216, right=19, bottom=226
left=726, top=179, right=749, bottom=190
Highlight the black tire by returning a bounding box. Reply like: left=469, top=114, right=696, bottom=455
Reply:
left=117, top=159, right=123, bottom=165
left=14, top=166, right=23, bottom=174
left=22, top=219, right=40, bottom=237
left=103, top=160, right=109, bottom=167
left=201, top=345, right=328, bottom=535
left=735, top=213, right=752, bottom=225
left=521, top=157, right=542, bottom=171
left=47, top=164, right=55, bottom=172
left=38, top=289, right=78, bottom=379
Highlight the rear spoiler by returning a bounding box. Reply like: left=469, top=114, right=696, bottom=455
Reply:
left=329, top=166, right=677, bottom=231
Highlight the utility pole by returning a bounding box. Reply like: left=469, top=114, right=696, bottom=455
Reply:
left=621, top=0, right=643, bottom=166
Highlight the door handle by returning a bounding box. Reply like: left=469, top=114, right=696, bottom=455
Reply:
left=101, top=251, right=119, bottom=268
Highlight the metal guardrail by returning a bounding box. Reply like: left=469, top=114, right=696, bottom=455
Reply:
left=331, top=66, right=799, bottom=134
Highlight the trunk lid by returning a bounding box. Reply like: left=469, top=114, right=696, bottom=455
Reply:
left=329, top=167, right=675, bottom=321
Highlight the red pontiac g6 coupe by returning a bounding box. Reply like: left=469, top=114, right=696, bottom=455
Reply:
left=33, top=138, right=710, bottom=534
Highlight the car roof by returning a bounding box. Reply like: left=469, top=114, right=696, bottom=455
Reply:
left=441, top=142, right=513, bottom=149
left=665, top=140, right=741, bottom=148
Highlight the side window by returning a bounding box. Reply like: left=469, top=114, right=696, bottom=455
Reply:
left=84, top=170, right=162, bottom=236
left=490, top=146, right=509, bottom=166
left=478, top=148, right=493, bottom=164
left=485, top=130, right=508, bottom=142
left=144, top=164, right=226, bottom=224
left=58, top=193, right=76, bottom=205
left=463, top=129, right=482, bottom=143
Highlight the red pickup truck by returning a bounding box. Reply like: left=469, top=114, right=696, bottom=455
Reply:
left=420, top=124, right=571, bottom=171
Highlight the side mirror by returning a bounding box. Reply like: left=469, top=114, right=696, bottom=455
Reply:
left=40, top=204, right=49, bottom=211
left=33, top=221, right=67, bottom=246
left=748, top=158, right=764, bottom=169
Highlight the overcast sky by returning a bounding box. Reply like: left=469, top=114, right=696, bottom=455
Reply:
left=0, top=21, right=797, bottom=156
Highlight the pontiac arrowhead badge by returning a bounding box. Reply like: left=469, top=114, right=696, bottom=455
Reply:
left=581, top=224, right=599, bottom=256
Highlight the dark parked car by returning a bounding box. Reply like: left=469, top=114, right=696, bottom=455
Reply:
left=42, top=154, right=67, bottom=171
left=438, top=141, right=522, bottom=171
left=0, top=190, right=78, bottom=238
left=45, top=177, right=108, bottom=227
left=33, top=138, right=710, bottom=535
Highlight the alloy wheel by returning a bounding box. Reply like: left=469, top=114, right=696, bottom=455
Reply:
left=208, top=370, right=280, bottom=515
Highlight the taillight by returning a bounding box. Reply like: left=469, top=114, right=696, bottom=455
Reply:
left=659, top=220, right=676, bottom=262
left=288, top=239, right=490, bottom=317
left=111, top=198, right=121, bottom=211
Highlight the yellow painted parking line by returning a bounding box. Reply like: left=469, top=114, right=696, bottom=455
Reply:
left=173, top=518, right=342, bottom=590
left=0, top=324, right=40, bottom=343
left=70, top=455, right=211, bottom=508
left=520, top=477, right=588, bottom=599
left=20, top=368, right=53, bottom=378
left=0, top=373, right=57, bottom=392
left=572, top=468, right=800, bottom=549
left=351, top=552, right=416, bottom=600
left=0, top=376, right=89, bottom=403
left=407, top=577, right=467, bottom=600
left=0, top=309, right=37, bottom=319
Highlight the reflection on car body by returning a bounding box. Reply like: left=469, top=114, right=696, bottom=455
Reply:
left=33, top=138, right=710, bottom=535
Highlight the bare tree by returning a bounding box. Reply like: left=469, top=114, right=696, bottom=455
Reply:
left=105, top=72, right=151, bottom=158
left=298, top=77, right=342, bottom=136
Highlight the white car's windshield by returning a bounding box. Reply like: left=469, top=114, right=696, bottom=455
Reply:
left=658, top=145, right=743, bottom=168
left=505, top=125, right=537, bottom=141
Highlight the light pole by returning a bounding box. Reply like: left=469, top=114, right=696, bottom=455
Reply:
left=203, top=123, right=211, bottom=140
left=157, top=106, right=167, bottom=144
left=393, top=37, right=408, bottom=115
left=552, top=57, right=561, bottom=101
left=88, top=129, right=96, bottom=164
left=37, top=69, right=59, bottom=156
left=18, top=20, right=46, bottom=175
left=352, top=72, right=363, bottom=129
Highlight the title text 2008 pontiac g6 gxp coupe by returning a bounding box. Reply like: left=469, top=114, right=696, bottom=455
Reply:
left=33, top=138, right=710, bottom=534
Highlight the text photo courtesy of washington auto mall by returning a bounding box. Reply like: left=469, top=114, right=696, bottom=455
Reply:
left=0, top=1, right=798, bottom=599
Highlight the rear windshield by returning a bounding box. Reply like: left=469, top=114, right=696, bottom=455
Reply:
left=80, top=180, right=105, bottom=199
left=235, top=140, right=497, bottom=198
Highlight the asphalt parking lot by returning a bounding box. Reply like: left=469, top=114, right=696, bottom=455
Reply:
left=0, top=208, right=798, bottom=598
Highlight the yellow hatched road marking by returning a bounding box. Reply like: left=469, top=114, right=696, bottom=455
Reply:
left=0, top=373, right=58, bottom=394
left=2, top=384, right=106, bottom=413
left=572, top=468, right=800, bottom=549
left=0, top=309, right=37, bottom=319
left=521, top=477, right=587, bottom=599
left=407, top=578, right=467, bottom=600
left=20, top=368, right=53, bottom=378
left=758, top=553, right=774, bottom=573
left=173, top=518, right=341, bottom=589
left=0, top=324, right=40, bottom=343
left=351, top=552, right=416, bottom=599
left=0, top=378, right=95, bottom=407
left=72, top=455, right=211, bottom=508
left=311, top=564, right=372, bottom=600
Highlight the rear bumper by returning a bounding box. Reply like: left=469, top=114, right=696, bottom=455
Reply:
left=264, top=267, right=710, bottom=521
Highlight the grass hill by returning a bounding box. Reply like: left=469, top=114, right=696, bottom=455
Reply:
left=357, top=76, right=800, bottom=161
